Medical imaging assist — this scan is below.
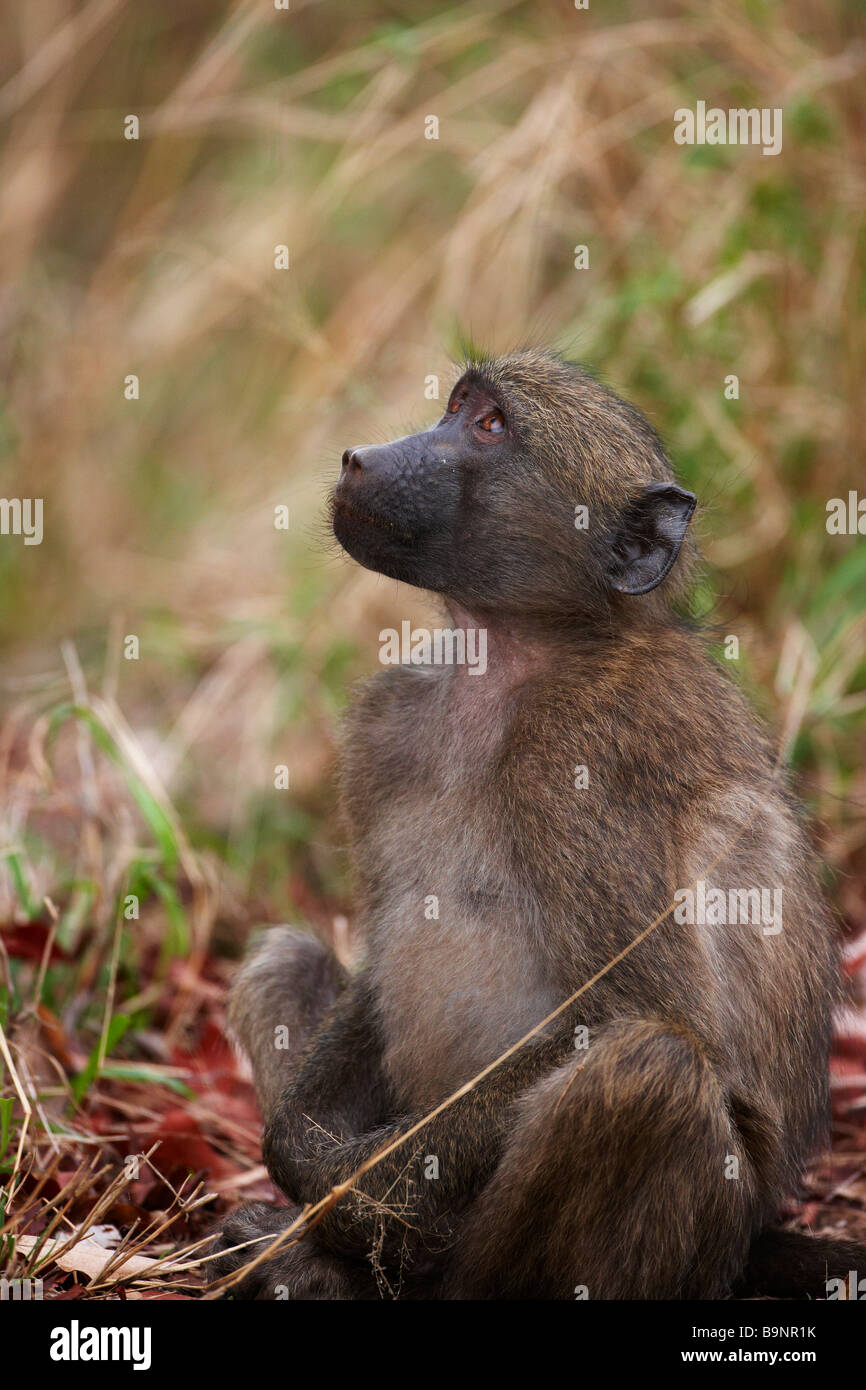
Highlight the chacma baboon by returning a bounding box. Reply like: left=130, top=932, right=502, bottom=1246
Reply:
left=210, top=350, right=859, bottom=1300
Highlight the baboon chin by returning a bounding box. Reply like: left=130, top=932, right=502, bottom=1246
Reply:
left=211, top=349, right=852, bottom=1301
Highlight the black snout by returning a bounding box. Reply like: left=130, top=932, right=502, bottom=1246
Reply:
left=336, top=444, right=395, bottom=496
left=332, top=430, right=460, bottom=588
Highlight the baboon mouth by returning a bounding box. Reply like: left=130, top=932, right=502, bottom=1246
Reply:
left=334, top=498, right=413, bottom=543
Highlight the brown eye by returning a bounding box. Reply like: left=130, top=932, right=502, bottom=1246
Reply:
left=478, top=411, right=504, bottom=433
left=447, top=393, right=463, bottom=414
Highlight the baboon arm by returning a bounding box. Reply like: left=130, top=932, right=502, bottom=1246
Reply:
left=263, top=972, right=393, bottom=1185
left=266, top=1029, right=562, bottom=1262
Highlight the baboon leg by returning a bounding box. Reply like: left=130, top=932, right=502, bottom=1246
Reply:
left=227, top=925, right=347, bottom=1119
left=446, top=1019, right=758, bottom=1300
left=739, top=1228, right=866, bottom=1299
left=207, top=1202, right=376, bottom=1300
left=212, top=928, right=365, bottom=1299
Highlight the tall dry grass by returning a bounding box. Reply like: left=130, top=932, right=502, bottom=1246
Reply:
left=0, top=0, right=864, bottom=1294
left=0, top=0, right=863, bottom=950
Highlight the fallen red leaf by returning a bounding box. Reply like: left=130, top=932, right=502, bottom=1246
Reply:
left=0, top=921, right=68, bottom=962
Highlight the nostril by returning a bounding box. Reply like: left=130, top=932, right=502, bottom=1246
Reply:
left=341, top=448, right=364, bottom=474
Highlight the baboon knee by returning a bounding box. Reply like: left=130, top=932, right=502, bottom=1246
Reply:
left=228, top=927, right=346, bottom=1118
left=451, top=1021, right=755, bottom=1299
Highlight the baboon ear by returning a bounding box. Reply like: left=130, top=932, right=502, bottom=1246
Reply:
left=607, top=483, right=696, bottom=596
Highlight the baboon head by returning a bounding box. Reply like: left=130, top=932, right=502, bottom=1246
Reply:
left=332, top=349, right=696, bottom=624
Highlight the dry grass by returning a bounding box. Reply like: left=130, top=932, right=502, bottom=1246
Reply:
left=1, top=0, right=864, bottom=1296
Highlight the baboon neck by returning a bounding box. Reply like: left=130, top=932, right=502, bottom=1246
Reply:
left=442, top=599, right=664, bottom=684
left=443, top=600, right=548, bottom=684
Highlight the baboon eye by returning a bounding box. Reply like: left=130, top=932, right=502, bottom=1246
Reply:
left=447, top=393, right=464, bottom=414
left=477, top=411, right=504, bottom=433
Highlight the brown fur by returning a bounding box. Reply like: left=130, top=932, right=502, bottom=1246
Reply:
left=210, top=351, right=844, bottom=1300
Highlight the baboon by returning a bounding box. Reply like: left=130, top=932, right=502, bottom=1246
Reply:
left=210, top=350, right=857, bottom=1300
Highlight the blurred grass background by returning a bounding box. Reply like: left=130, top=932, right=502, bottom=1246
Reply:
left=0, top=0, right=865, bottom=1254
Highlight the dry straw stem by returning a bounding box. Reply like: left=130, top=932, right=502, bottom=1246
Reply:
left=0, top=1019, right=33, bottom=1205
left=2, top=1142, right=217, bottom=1295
